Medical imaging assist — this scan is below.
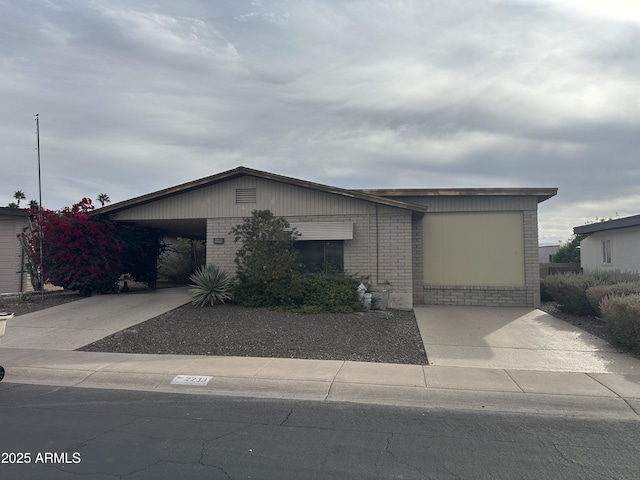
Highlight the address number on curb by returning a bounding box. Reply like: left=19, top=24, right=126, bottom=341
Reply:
left=171, top=375, right=213, bottom=386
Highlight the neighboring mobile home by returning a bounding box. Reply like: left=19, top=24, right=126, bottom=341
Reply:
left=0, top=207, right=30, bottom=294
left=574, top=214, right=640, bottom=274
left=96, top=166, right=557, bottom=308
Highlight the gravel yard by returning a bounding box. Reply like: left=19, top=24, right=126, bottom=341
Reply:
left=78, top=304, right=429, bottom=365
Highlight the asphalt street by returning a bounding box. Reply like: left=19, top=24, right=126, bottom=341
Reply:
left=0, top=383, right=638, bottom=480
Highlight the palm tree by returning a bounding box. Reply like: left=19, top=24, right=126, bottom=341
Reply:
left=97, top=193, right=111, bottom=207
left=28, top=199, right=39, bottom=209
left=13, top=190, right=26, bottom=207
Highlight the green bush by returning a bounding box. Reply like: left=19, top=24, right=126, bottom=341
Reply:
left=230, top=211, right=368, bottom=312
left=543, top=270, right=640, bottom=316
left=586, top=282, right=640, bottom=316
left=159, top=238, right=206, bottom=284
left=189, top=264, right=232, bottom=307
left=601, top=294, right=640, bottom=354
left=543, top=273, right=599, bottom=315
left=231, top=210, right=304, bottom=308
left=540, top=280, right=554, bottom=302
left=293, top=272, right=363, bottom=313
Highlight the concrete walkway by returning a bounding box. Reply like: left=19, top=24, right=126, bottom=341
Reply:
left=1, top=294, right=640, bottom=418
left=1, top=287, right=191, bottom=350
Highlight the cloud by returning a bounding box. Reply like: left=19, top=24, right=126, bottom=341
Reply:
left=0, top=0, right=638, bottom=243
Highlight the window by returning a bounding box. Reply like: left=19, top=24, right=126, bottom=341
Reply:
left=602, top=239, right=612, bottom=264
left=294, top=240, right=344, bottom=273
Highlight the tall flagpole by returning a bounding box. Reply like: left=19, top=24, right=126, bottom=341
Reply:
left=35, top=114, right=44, bottom=299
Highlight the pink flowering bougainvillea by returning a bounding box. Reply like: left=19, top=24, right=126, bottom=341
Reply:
left=19, top=198, right=126, bottom=296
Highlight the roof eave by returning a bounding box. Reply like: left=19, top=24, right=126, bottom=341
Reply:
left=573, top=214, right=640, bottom=235
left=357, top=188, right=558, bottom=203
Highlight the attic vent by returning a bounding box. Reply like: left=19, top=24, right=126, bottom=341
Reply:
left=236, top=187, right=257, bottom=204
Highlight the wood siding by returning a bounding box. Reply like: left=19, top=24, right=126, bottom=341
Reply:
left=0, top=216, right=27, bottom=293
left=114, top=176, right=378, bottom=221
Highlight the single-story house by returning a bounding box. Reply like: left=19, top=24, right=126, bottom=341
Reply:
left=574, top=214, right=640, bottom=274
left=539, top=244, right=560, bottom=263
left=96, top=167, right=556, bottom=309
left=0, top=207, right=31, bottom=294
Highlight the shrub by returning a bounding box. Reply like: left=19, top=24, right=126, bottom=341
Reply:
left=189, top=264, right=232, bottom=307
left=586, top=282, right=640, bottom=316
left=543, top=273, right=599, bottom=315
left=293, top=272, right=363, bottom=313
left=19, top=199, right=125, bottom=296
left=600, top=294, right=640, bottom=354
left=159, top=238, right=206, bottom=284
left=540, top=280, right=554, bottom=302
left=543, top=270, right=640, bottom=316
left=589, top=270, right=640, bottom=284
left=231, top=210, right=304, bottom=308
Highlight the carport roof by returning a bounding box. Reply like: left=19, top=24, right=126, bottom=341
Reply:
left=92, top=166, right=430, bottom=216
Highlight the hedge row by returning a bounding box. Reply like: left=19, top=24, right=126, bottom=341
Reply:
left=543, top=270, right=640, bottom=354
left=542, top=270, right=640, bottom=316
left=586, top=282, right=640, bottom=316
left=600, top=294, right=640, bottom=354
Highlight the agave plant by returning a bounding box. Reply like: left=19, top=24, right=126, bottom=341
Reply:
left=189, top=264, right=232, bottom=307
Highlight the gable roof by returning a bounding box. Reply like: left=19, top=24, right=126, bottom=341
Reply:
left=574, top=214, right=640, bottom=235
left=94, top=166, right=429, bottom=215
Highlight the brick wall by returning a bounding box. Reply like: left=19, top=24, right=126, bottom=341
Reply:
left=206, top=209, right=414, bottom=309
left=423, top=285, right=529, bottom=306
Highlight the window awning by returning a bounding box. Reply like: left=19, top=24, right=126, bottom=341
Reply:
left=288, top=222, right=354, bottom=241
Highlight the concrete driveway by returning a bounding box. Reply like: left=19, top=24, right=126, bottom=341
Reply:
left=414, top=306, right=640, bottom=374
left=1, top=287, right=191, bottom=350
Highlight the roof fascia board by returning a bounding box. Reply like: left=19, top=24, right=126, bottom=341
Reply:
left=357, top=188, right=558, bottom=203
left=573, top=214, right=640, bottom=235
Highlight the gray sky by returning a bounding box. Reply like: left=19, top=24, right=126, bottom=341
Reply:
left=1, top=0, right=638, bottom=244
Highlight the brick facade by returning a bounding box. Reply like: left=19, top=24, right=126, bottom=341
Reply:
left=412, top=205, right=541, bottom=307
left=206, top=208, right=414, bottom=310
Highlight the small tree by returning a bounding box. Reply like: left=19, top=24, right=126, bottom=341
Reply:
left=552, top=234, right=585, bottom=264
left=231, top=210, right=303, bottom=307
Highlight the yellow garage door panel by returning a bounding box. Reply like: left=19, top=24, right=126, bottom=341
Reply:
left=423, top=212, right=524, bottom=286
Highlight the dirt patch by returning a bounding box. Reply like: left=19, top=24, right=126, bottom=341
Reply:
left=539, top=302, right=607, bottom=340
left=0, top=290, right=84, bottom=316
